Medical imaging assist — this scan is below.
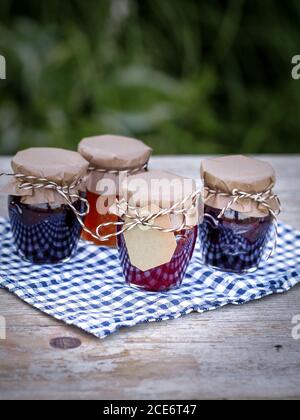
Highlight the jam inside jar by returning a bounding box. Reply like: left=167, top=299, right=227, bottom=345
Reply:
left=117, top=226, right=198, bottom=292
left=199, top=205, right=276, bottom=273
left=9, top=195, right=85, bottom=264
left=81, top=191, right=118, bottom=247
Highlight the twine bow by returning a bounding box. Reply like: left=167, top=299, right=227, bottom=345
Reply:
left=204, top=185, right=281, bottom=219
left=0, top=172, right=102, bottom=242
left=96, top=189, right=202, bottom=241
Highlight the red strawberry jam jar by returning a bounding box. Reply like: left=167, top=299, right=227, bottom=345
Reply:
left=103, top=170, right=201, bottom=292
left=0, top=148, right=89, bottom=264
left=199, top=156, right=281, bottom=273
left=78, top=135, right=152, bottom=247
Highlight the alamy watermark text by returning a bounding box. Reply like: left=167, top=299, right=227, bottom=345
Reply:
left=292, top=55, right=300, bottom=80
left=0, top=55, right=6, bottom=80
left=292, top=315, right=300, bottom=340
left=0, top=316, right=6, bottom=340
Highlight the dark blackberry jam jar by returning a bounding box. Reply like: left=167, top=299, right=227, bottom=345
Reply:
left=8, top=195, right=85, bottom=264
left=199, top=156, right=280, bottom=273
left=108, top=170, right=201, bottom=292
left=2, top=148, right=89, bottom=264
left=199, top=205, right=275, bottom=273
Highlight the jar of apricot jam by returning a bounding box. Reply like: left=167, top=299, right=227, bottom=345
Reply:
left=110, top=170, right=200, bottom=292
left=78, top=135, right=152, bottom=247
left=2, top=148, right=89, bottom=264
left=199, top=156, right=281, bottom=273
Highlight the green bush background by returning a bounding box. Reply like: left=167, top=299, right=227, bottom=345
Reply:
left=0, top=0, right=300, bottom=155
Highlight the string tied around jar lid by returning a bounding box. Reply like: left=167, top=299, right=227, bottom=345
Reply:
left=0, top=172, right=104, bottom=242
left=96, top=188, right=202, bottom=242
left=88, top=161, right=149, bottom=176
left=204, top=184, right=281, bottom=219
left=204, top=184, right=282, bottom=258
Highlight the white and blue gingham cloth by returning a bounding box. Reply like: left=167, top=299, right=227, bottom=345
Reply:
left=0, top=217, right=300, bottom=339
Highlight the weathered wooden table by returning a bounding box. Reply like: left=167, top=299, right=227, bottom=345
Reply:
left=0, top=155, right=299, bottom=400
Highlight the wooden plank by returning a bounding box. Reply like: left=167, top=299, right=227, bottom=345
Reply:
left=0, top=156, right=300, bottom=400
left=0, top=289, right=299, bottom=400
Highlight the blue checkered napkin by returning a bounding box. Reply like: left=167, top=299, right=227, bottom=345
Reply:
left=0, top=217, right=300, bottom=339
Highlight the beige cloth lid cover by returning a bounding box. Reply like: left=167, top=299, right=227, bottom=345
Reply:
left=116, top=170, right=200, bottom=227
left=109, top=170, right=202, bottom=271
left=78, top=135, right=153, bottom=194
left=1, top=148, right=89, bottom=205
left=201, top=155, right=280, bottom=217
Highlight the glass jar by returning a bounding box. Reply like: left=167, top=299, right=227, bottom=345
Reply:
left=1, top=147, right=89, bottom=264
left=199, top=155, right=280, bottom=273
left=109, top=169, right=200, bottom=291
left=81, top=191, right=119, bottom=247
left=78, top=135, right=152, bottom=247
left=199, top=205, right=276, bottom=273
left=118, top=226, right=198, bottom=292
left=9, top=195, right=85, bottom=264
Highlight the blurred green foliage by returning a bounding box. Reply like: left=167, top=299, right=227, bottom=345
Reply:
left=0, top=0, right=300, bottom=155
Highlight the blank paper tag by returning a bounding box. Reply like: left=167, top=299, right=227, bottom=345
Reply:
left=124, top=205, right=177, bottom=272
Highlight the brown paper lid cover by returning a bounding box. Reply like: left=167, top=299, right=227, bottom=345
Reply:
left=116, top=170, right=201, bottom=228
left=1, top=148, right=89, bottom=204
left=12, top=148, right=89, bottom=182
left=201, top=155, right=280, bottom=216
left=78, top=135, right=152, bottom=170
left=121, top=170, right=196, bottom=208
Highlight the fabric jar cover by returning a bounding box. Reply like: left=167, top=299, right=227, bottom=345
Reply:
left=1, top=147, right=89, bottom=205
left=201, top=155, right=281, bottom=217
left=78, top=135, right=153, bottom=196
left=110, top=169, right=202, bottom=271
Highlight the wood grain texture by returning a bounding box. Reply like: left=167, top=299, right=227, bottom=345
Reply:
left=0, top=155, right=300, bottom=400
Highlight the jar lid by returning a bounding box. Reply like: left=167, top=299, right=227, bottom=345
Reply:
left=2, top=148, right=89, bottom=205
left=120, top=169, right=197, bottom=211
left=110, top=169, right=201, bottom=231
left=78, top=135, right=152, bottom=171
left=201, top=155, right=280, bottom=217
left=12, top=147, right=89, bottom=182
